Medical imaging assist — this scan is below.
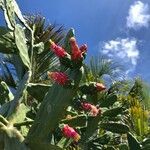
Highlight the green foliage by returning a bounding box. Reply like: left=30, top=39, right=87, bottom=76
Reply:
left=100, top=122, right=130, bottom=134
left=6, top=71, right=31, bottom=121
left=0, top=81, right=14, bottom=104
left=102, top=106, right=125, bottom=118
left=25, top=15, right=64, bottom=82
left=0, top=59, right=16, bottom=87
left=0, top=0, right=149, bottom=150
left=61, top=114, right=87, bottom=128
left=88, top=56, right=123, bottom=82
left=27, top=83, right=51, bottom=102
left=100, top=94, right=117, bottom=108
left=0, top=26, right=16, bottom=54
left=14, top=24, right=30, bottom=69
left=127, top=132, right=141, bottom=150
left=64, top=28, right=75, bottom=54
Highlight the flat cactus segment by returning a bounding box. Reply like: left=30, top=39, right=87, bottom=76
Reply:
left=6, top=71, right=31, bottom=121
left=26, top=67, right=84, bottom=148
left=3, top=0, right=30, bottom=30
left=61, top=114, right=87, bottom=128
left=64, top=28, right=75, bottom=54
left=102, top=106, right=124, bottom=118
left=0, top=121, right=28, bottom=150
left=28, top=143, right=63, bottom=150
left=127, top=132, right=141, bottom=150
left=0, top=0, right=3, bottom=6
left=3, top=0, right=16, bottom=30
left=14, top=24, right=30, bottom=69
left=100, top=122, right=130, bottom=134
left=100, top=94, right=117, bottom=108
left=27, top=83, right=51, bottom=102
left=81, top=115, right=102, bottom=143
left=12, top=0, right=30, bottom=29
left=0, top=27, right=16, bottom=54
left=3, top=127, right=28, bottom=150
left=2, top=7, right=14, bottom=30
left=9, top=104, right=29, bottom=124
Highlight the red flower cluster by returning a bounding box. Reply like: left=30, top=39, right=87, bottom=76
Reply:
left=81, top=102, right=100, bottom=116
left=70, top=37, right=87, bottom=60
left=96, top=83, right=106, bottom=92
left=49, top=38, right=87, bottom=62
left=50, top=40, right=67, bottom=58
left=47, top=72, right=69, bottom=85
left=62, top=125, right=80, bottom=142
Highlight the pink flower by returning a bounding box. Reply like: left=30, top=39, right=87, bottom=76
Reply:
left=90, top=105, right=101, bottom=116
left=81, top=102, right=100, bottom=116
left=79, top=44, right=87, bottom=53
left=47, top=72, right=69, bottom=85
left=50, top=40, right=67, bottom=58
left=81, top=102, right=91, bottom=111
left=70, top=37, right=83, bottom=60
left=96, top=83, right=106, bottom=92
left=62, top=125, right=80, bottom=142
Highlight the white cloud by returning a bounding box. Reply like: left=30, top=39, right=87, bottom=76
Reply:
left=126, top=1, right=150, bottom=29
left=101, top=38, right=139, bottom=74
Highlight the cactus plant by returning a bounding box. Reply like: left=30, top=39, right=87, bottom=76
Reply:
left=0, top=0, right=149, bottom=150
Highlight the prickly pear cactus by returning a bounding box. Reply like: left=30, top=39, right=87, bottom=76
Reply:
left=0, top=0, right=149, bottom=150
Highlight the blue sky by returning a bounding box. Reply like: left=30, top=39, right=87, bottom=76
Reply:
left=1, top=0, right=150, bottom=82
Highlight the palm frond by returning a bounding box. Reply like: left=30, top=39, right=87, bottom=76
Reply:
left=25, top=15, right=65, bottom=44
left=108, top=80, right=132, bottom=95
left=84, top=56, right=124, bottom=82
left=142, top=83, right=150, bottom=110
left=129, top=78, right=144, bottom=100
left=25, top=15, right=65, bottom=82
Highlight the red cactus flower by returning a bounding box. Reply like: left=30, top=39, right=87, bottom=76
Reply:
left=62, top=125, right=80, bottom=142
left=70, top=37, right=82, bottom=60
left=96, top=83, right=106, bottom=92
left=47, top=72, right=69, bottom=85
left=81, top=102, right=91, bottom=111
left=79, top=44, right=87, bottom=53
left=81, top=102, right=100, bottom=116
left=90, top=105, right=101, bottom=116
left=50, top=40, right=67, bottom=58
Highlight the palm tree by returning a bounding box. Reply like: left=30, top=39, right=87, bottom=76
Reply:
left=0, top=15, right=65, bottom=86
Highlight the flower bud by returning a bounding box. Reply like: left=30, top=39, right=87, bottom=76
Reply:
left=96, top=83, right=106, bottom=92
left=70, top=37, right=82, bottom=60
left=48, top=71, right=69, bottom=85
left=81, top=102, right=100, bottom=116
left=50, top=40, right=67, bottom=58
left=62, top=125, right=80, bottom=142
